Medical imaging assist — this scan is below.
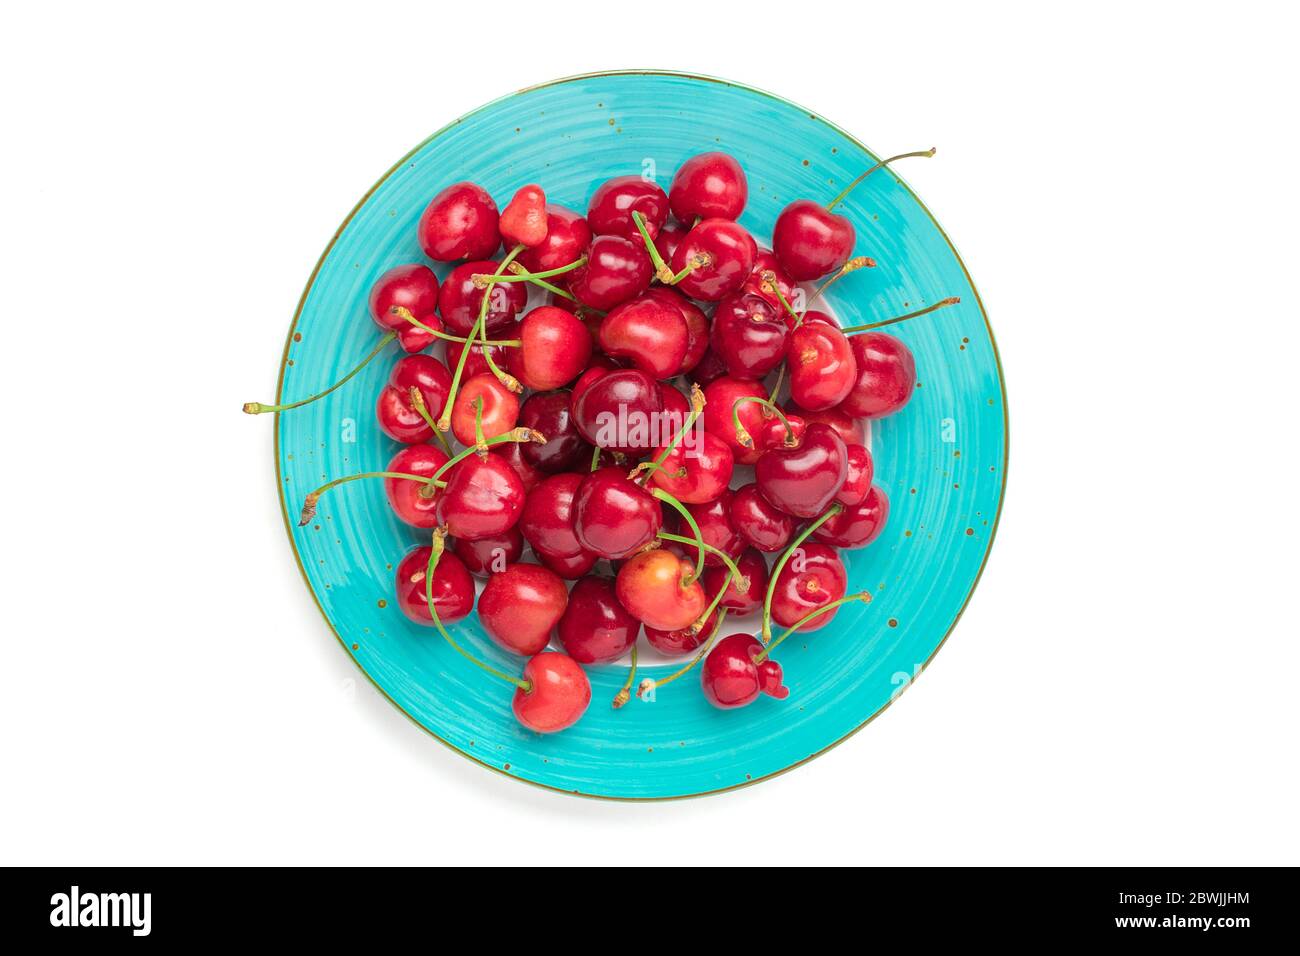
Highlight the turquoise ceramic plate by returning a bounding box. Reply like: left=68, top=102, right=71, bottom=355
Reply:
left=273, top=71, right=1006, bottom=799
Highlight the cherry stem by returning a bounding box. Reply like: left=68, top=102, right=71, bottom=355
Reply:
left=840, top=297, right=962, bottom=334
left=426, top=529, right=529, bottom=691
left=589, top=445, right=602, bottom=472
left=627, top=460, right=687, bottom=481
left=762, top=272, right=803, bottom=329
left=474, top=257, right=585, bottom=286
left=691, top=566, right=737, bottom=636
left=297, top=471, right=445, bottom=526
left=655, top=531, right=745, bottom=589
left=243, top=331, right=396, bottom=415
left=651, top=489, right=705, bottom=586
left=505, top=261, right=576, bottom=300
left=472, top=396, right=488, bottom=456
left=611, top=644, right=638, bottom=709
left=407, top=387, right=452, bottom=454
left=803, top=256, right=876, bottom=316
left=825, top=147, right=937, bottom=212
left=637, top=609, right=728, bottom=699
left=761, top=503, right=844, bottom=644
left=642, top=383, right=706, bottom=485
left=439, top=245, right=525, bottom=431
left=767, top=364, right=786, bottom=404
left=631, top=210, right=673, bottom=282
left=731, top=396, right=795, bottom=449
left=753, top=592, right=872, bottom=662
left=388, top=306, right=520, bottom=347
left=667, top=253, right=710, bottom=286
left=429, top=427, right=545, bottom=485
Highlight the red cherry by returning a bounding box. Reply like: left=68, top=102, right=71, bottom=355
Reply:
left=650, top=431, right=734, bottom=504
left=615, top=548, right=707, bottom=632
left=788, top=321, right=857, bottom=411
left=498, top=183, right=548, bottom=248
left=567, top=235, right=653, bottom=311
left=658, top=380, right=690, bottom=420
left=701, top=376, right=767, bottom=465
left=598, top=293, right=689, bottom=380
left=512, top=652, right=591, bottom=734
left=517, top=390, right=589, bottom=473
left=689, top=346, right=729, bottom=387
left=394, top=546, right=474, bottom=626
left=772, top=198, right=854, bottom=281
left=669, top=152, right=748, bottom=222
left=418, top=182, right=500, bottom=262
left=755, top=422, right=849, bottom=518
left=669, top=218, right=757, bottom=301
left=644, top=287, right=709, bottom=375
left=513, top=306, right=593, bottom=391
left=740, top=251, right=797, bottom=312
left=571, top=368, right=663, bottom=452
left=671, top=491, right=744, bottom=568
left=573, top=467, right=663, bottom=559
left=519, top=472, right=589, bottom=561
left=478, top=562, right=569, bottom=656
left=571, top=357, right=619, bottom=407
left=492, top=442, right=544, bottom=495
left=375, top=354, right=452, bottom=444
left=586, top=175, right=669, bottom=240
left=710, top=290, right=790, bottom=378
left=701, top=633, right=788, bottom=708
left=452, top=527, right=524, bottom=576
left=383, top=444, right=449, bottom=528
left=728, top=483, right=796, bottom=553
left=448, top=374, right=519, bottom=447
left=652, top=218, right=691, bottom=264
left=556, top=576, right=640, bottom=664
left=517, top=204, right=592, bottom=274
left=769, top=542, right=847, bottom=632
left=837, top=444, right=875, bottom=507
left=756, top=410, right=806, bottom=452
left=701, top=547, right=768, bottom=616
left=437, top=259, right=528, bottom=336
left=838, top=332, right=916, bottom=419
left=446, top=339, right=507, bottom=381
left=536, top=548, right=600, bottom=580
left=435, top=453, right=525, bottom=540
left=785, top=400, right=866, bottom=446
left=369, top=264, right=441, bottom=353
left=813, top=484, right=890, bottom=549
left=644, top=606, right=724, bottom=657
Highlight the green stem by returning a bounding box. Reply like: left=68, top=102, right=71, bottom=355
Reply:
left=826, top=148, right=936, bottom=212
left=430, top=427, right=544, bottom=485
left=651, top=489, right=705, bottom=585
left=477, top=257, right=585, bottom=284
left=802, top=256, right=875, bottom=317
left=631, top=210, right=673, bottom=282
left=472, top=396, right=487, bottom=455
left=638, top=609, right=728, bottom=698
left=754, top=592, right=872, bottom=662
left=840, top=297, right=961, bottom=334
left=590, top=444, right=602, bottom=472
left=243, top=331, right=396, bottom=414
left=407, top=386, right=451, bottom=455
left=426, top=530, right=529, bottom=691
left=762, top=503, right=844, bottom=644
left=763, top=273, right=803, bottom=328
left=611, top=644, right=639, bottom=709
left=666, top=253, right=710, bottom=286
left=644, top=384, right=706, bottom=484
left=731, top=395, right=795, bottom=449
left=506, top=262, right=576, bottom=300
left=298, top=470, right=444, bottom=525
left=388, top=306, right=520, bottom=346
left=767, top=365, right=786, bottom=404
left=655, top=531, right=745, bottom=587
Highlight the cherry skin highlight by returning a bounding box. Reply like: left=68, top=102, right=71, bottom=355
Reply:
left=772, top=198, right=854, bottom=281
left=567, top=235, right=653, bottom=311
left=587, top=175, right=669, bottom=240
left=376, top=354, right=452, bottom=444
left=788, top=321, right=857, bottom=411
left=556, top=576, right=640, bottom=665
left=369, top=264, right=441, bottom=353
left=512, top=652, right=591, bottom=734
left=478, top=562, right=569, bottom=657
left=669, top=152, right=748, bottom=222
left=519, top=472, right=589, bottom=562
left=598, top=293, right=689, bottom=380
left=670, top=218, right=757, bottom=301
left=395, top=546, right=475, bottom=626
left=418, top=182, right=500, bottom=262
left=435, top=454, right=526, bottom=541
left=383, top=444, right=449, bottom=528
left=838, top=332, right=917, bottom=419
left=755, top=422, right=849, bottom=519
left=769, top=541, right=848, bottom=632
left=448, top=374, right=519, bottom=448
left=513, top=306, right=593, bottom=391
left=837, top=444, right=875, bottom=507
left=615, top=548, right=707, bottom=632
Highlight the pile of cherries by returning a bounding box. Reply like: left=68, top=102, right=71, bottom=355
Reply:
left=247, top=148, right=958, bottom=735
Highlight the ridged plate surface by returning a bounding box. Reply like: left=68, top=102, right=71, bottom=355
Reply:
left=274, top=72, right=1007, bottom=799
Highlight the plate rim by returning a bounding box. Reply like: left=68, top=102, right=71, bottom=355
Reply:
left=271, top=69, right=1010, bottom=801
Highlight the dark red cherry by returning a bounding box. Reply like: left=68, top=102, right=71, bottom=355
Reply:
left=644, top=607, right=724, bottom=657
left=556, top=576, right=640, bottom=664
left=376, top=354, right=452, bottom=444
left=536, top=548, right=600, bottom=580
left=755, top=422, right=848, bottom=518
left=513, top=306, right=592, bottom=391
left=701, top=547, right=768, bottom=616
left=710, top=291, right=789, bottom=378
left=669, top=218, right=757, bottom=301
left=814, top=484, right=889, bottom=549
left=740, top=251, right=798, bottom=312
left=838, top=332, right=917, bottom=419
left=418, top=182, right=500, bottom=262
left=519, top=472, right=588, bottom=561
left=772, top=198, right=854, bottom=280
left=395, top=546, right=474, bottom=626
left=478, top=563, right=569, bottom=657
left=701, top=633, right=788, bottom=708
left=517, top=390, right=589, bottom=473
left=573, top=467, right=663, bottom=559
left=728, top=483, right=796, bottom=553
left=437, top=260, right=528, bottom=336
left=837, top=444, right=875, bottom=507
left=435, top=453, right=525, bottom=540
left=447, top=374, right=519, bottom=447
left=571, top=368, right=663, bottom=452
left=586, top=175, right=669, bottom=240
left=518, top=204, right=592, bottom=274
left=498, top=183, right=548, bottom=248
left=567, top=235, right=653, bottom=311
left=598, top=293, right=689, bottom=380
left=370, top=264, right=441, bottom=353
left=670, top=491, right=744, bottom=568
left=769, top=542, right=847, bottom=632
left=788, top=320, right=857, bottom=411
left=689, top=346, right=729, bottom=387
left=645, top=287, right=709, bottom=375
left=701, top=376, right=767, bottom=465
left=756, top=410, right=806, bottom=452
left=652, top=218, right=691, bottom=264
left=512, top=652, right=591, bottom=734
left=615, top=548, right=707, bottom=632
left=669, top=152, right=748, bottom=222
left=658, top=380, right=690, bottom=422
left=384, top=444, right=449, bottom=528
left=452, top=526, right=524, bottom=576
left=571, top=358, right=619, bottom=407
left=650, top=431, right=734, bottom=504
left=493, top=442, right=544, bottom=496
left=785, top=400, right=866, bottom=446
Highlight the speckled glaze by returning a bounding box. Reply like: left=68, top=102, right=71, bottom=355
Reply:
left=273, top=72, right=1007, bottom=800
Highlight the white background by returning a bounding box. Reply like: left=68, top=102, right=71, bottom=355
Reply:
left=2, top=1, right=1296, bottom=866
